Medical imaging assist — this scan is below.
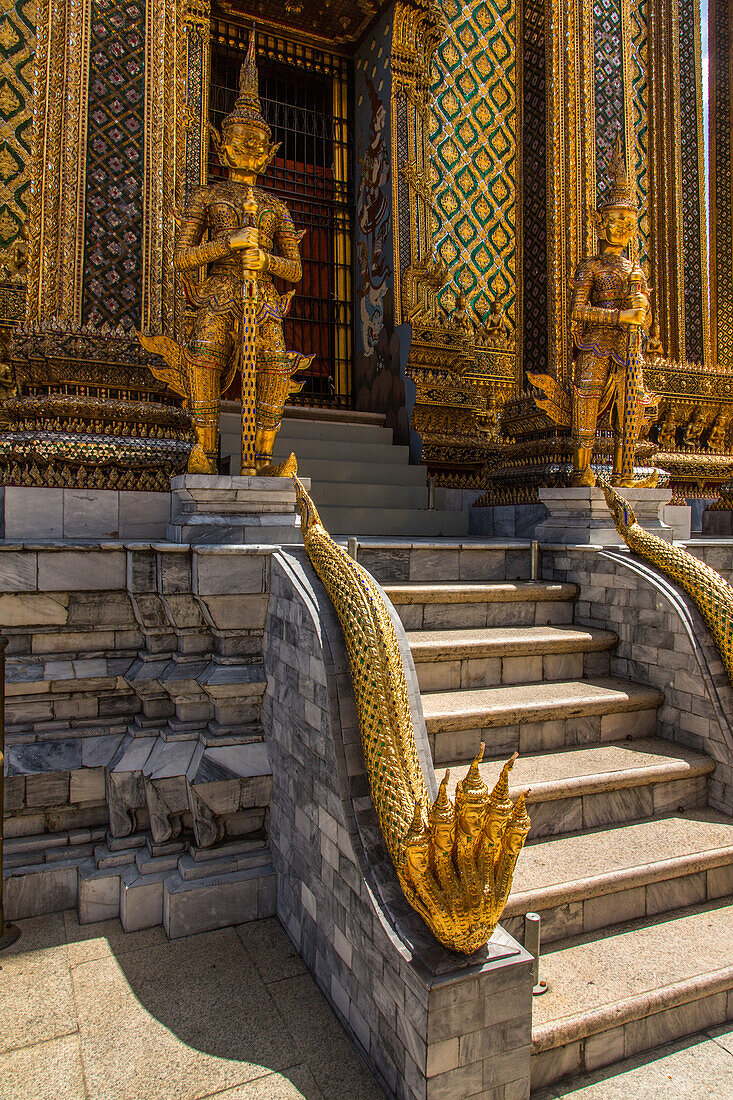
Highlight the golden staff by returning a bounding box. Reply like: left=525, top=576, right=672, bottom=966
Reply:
left=240, top=188, right=260, bottom=476
left=0, top=634, right=20, bottom=950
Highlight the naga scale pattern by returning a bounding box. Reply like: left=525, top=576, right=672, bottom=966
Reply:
left=602, top=480, right=733, bottom=685
left=293, top=473, right=530, bottom=954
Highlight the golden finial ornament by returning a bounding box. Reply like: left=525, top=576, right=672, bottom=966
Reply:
left=293, top=476, right=531, bottom=954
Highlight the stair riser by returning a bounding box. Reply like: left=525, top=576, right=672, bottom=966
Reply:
left=271, top=439, right=409, bottom=463
left=430, top=706, right=659, bottom=765
left=504, top=858, right=732, bottom=950
left=530, top=987, right=733, bottom=1090
left=396, top=599, right=575, bottom=632
left=515, top=773, right=709, bottom=841
left=413, top=649, right=610, bottom=692
left=363, top=549, right=533, bottom=585
left=304, top=482, right=430, bottom=509
left=316, top=509, right=470, bottom=537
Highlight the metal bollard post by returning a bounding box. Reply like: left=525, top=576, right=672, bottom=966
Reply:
left=347, top=537, right=358, bottom=561
left=530, top=540, right=540, bottom=581
left=0, top=634, right=20, bottom=950
left=525, top=912, right=547, bottom=995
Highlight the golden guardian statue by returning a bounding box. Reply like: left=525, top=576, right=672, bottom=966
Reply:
left=570, top=136, right=652, bottom=486
left=140, top=35, right=312, bottom=475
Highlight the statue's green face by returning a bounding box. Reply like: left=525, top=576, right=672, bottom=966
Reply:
left=601, top=207, right=637, bottom=249
left=220, top=122, right=271, bottom=175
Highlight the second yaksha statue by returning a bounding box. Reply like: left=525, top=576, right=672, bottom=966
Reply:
left=570, top=136, right=652, bottom=486
left=140, top=35, right=312, bottom=475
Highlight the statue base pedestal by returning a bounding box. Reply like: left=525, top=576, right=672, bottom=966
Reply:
left=534, top=487, right=675, bottom=545
left=168, top=474, right=310, bottom=545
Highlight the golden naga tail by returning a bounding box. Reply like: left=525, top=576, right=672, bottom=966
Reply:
left=293, top=474, right=530, bottom=953
left=601, top=479, right=733, bottom=684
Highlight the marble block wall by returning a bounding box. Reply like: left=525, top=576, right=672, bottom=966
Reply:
left=264, top=549, right=533, bottom=1100
left=2, top=540, right=278, bottom=931
left=546, top=546, right=733, bottom=815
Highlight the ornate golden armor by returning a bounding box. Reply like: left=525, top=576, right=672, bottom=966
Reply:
left=140, top=36, right=312, bottom=475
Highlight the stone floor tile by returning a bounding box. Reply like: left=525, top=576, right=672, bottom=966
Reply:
left=0, top=913, right=77, bottom=1054
left=198, top=1064, right=326, bottom=1098
left=0, top=1034, right=87, bottom=1100
left=63, top=910, right=169, bottom=966
left=268, top=974, right=384, bottom=1100
left=71, top=928, right=301, bottom=1100
left=235, top=916, right=307, bottom=983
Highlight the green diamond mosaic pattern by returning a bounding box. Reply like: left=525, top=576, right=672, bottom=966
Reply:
left=431, top=0, right=516, bottom=323
left=0, top=0, right=33, bottom=267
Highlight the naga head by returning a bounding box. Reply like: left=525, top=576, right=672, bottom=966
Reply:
left=429, top=770, right=455, bottom=854
left=455, top=743, right=489, bottom=839
left=484, top=751, right=517, bottom=847
left=293, top=475, right=323, bottom=539
left=599, top=476, right=637, bottom=535
left=403, top=802, right=431, bottom=883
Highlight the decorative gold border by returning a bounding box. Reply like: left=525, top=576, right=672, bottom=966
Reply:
left=691, top=0, right=711, bottom=364
left=27, top=0, right=91, bottom=322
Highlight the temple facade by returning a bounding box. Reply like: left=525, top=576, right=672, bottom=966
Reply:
left=4, top=3, right=733, bottom=1100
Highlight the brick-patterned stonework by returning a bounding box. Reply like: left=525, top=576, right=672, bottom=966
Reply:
left=2, top=540, right=278, bottom=933
left=265, top=549, right=533, bottom=1100
left=546, top=546, right=733, bottom=814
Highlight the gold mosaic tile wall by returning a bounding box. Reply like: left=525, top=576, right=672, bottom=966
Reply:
left=0, top=0, right=34, bottom=269
left=430, top=0, right=516, bottom=325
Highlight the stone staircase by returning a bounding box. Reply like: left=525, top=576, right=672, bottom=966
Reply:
left=359, top=541, right=733, bottom=1093
left=219, top=406, right=470, bottom=536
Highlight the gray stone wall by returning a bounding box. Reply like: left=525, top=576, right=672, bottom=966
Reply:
left=264, top=550, right=532, bottom=1100
left=546, top=546, right=733, bottom=814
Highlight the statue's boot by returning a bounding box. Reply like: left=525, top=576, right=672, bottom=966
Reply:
left=251, top=351, right=313, bottom=475
left=188, top=354, right=222, bottom=475
left=571, top=446, right=596, bottom=487
left=570, top=389, right=599, bottom=487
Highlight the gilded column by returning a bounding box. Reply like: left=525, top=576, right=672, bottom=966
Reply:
left=27, top=0, right=92, bottom=322
left=709, top=0, right=732, bottom=363
left=141, top=0, right=187, bottom=335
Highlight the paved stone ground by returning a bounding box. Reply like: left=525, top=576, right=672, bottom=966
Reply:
left=3, top=910, right=732, bottom=1099
left=0, top=912, right=385, bottom=1100
left=535, top=1024, right=733, bottom=1099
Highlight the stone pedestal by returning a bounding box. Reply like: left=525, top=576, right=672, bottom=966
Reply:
left=168, top=475, right=310, bottom=545
left=534, top=487, right=676, bottom=545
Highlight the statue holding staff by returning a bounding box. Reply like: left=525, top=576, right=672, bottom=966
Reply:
left=140, top=34, right=312, bottom=475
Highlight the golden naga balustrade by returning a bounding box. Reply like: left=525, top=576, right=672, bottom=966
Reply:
left=293, top=472, right=530, bottom=953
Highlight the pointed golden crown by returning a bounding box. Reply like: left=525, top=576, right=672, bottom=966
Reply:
left=429, top=770, right=454, bottom=826
left=405, top=802, right=430, bottom=849
left=487, top=752, right=517, bottom=818
left=222, top=33, right=271, bottom=137
left=505, top=790, right=532, bottom=835
left=456, top=744, right=489, bottom=806
left=598, top=133, right=636, bottom=212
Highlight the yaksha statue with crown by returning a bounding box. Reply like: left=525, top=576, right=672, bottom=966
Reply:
left=570, top=136, right=652, bottom=486
left=140, top=35, right=312, bottom=475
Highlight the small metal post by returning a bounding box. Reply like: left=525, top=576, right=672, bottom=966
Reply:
left=347, top=537, right=358, bottom=561
left=525, top=912, right=547, bottom=995
left=428, top=476, right=436, bottom=510
left=530, top=540, right=540, bottom=581
left=0, top=634, right=20, bottom=950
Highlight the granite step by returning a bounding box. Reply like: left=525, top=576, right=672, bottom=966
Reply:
left=384, top=582, right=578, bottom=631
left=440, top=738, right=713, bottom=840
left=407, top=625, right=617, bottom=691
left=422, top=677, right=663, bottom=764
left=501, top=808, right=733, bottom=945
left=530, top=897, right=733, bottom=1090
